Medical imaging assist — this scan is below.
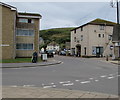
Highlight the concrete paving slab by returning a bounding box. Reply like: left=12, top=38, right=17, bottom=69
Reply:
left=2, top=86, right=119, bottom=98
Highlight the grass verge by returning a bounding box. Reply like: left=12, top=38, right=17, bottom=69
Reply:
left=0, top=57, right=42, bottom=63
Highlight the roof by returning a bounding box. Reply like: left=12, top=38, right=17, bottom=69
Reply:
left=71, top=18, right=116, bottom=31
left=112, top=24, right=120, bottom=42
left=18, top=12, right=42, bottom=17
left=0, top=2, right=17, bottom=10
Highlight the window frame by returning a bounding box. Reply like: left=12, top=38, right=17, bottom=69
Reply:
left=16, top=29, right=34, bottom=36
left=100, top=25, right=105, bottom=30
left=16, top=43, right=34, bottom=50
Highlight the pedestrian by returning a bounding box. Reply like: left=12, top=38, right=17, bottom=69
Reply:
left=32, top=51, right=38, bottom=63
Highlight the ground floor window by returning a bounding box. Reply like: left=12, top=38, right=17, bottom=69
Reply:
left=84, top=47, right=86, bottom=55
left=71, top=48, right=75, bottom=55
left=16, top=43, right=33, bottom=50
left=92, top=46, right=103, bottom=56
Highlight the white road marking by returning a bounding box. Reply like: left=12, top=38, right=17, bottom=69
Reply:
left=81, top=81, right=90, bottom=84
left=10, top=85, right=17, bottom=87
left=43, top=86, right=53, bottom=88
left=52, top=85, right=56, bottom=87
left=75, top=80, right=80, bottom=82
left=95, top=80, right=99, bottom=82
left=59, top=81, right=71, bottom=84
left=108, top=77, right=114, bottom=79
left=89, top=78, right=93, bottom=80
left=62, top=83, right=74, bottom=86
left=23, top=85, right=35, bottom=87
left=100, top=75, right=107, bottom=78
left=51, top=83, right=54, bottom=85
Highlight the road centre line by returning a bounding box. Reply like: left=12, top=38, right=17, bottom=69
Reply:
left=62, top=83, right=74, bottom=86
left=100, top=75, right=107, bottom=78
left=75, top=80, right=80, bottom=82
left=95, top=80, right=99, bottom=82
left=59, top=81, right=71, bottom=84
left=107, top=77, right=114, bottom=79
left=80, top=81, right=90, bottom=84
left=43, top=86, right=53, bottom=88
left=89, top=78, right=94, bottom=80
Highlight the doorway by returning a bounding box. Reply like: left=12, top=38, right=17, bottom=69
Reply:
left=76, top=44, right=81, bottom=57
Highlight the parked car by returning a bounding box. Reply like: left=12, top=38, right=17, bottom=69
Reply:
left=59, top=51, right=66, bottom=56
left=46, top=50, right=54, bottom=58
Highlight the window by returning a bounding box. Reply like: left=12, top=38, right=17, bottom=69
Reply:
left=16, top=29, right=34, bottom=36
left=100, top=25, right=105, bottom=30
left=108, top=35, right=112, bottom=40
left=81, top=35, right=83, bottom=41
left=74, top=29, right=76, bottom=33
left=98, top=34, right=101, bottom=37
left=74, top=37, right=76, bottom=42
left=81, top=27, right=83, bottom=31
left=103, top=34, right=104, bottom=38
left=19, top=18, right=34, bottom=23
left=84, top=47, right=86, bottom=55
left=19, top=19, right=28, bottom=23
left=16, top=43, right=33, bottom=50
left=92, top=46, right=96, bottom=55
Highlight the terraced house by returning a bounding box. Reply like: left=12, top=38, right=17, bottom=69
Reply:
left=0, top=2, right=42, bottom=59
left=71, top=18, right=116, bottom=57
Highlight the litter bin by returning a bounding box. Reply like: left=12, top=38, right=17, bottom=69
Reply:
left=42, top=53, right=47, bottom=61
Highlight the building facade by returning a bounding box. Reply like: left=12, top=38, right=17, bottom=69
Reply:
left=46, top=43, right=60, bottom=52
left=112, top=24, right=120, bottom=59
left=0, top=2, right=42, bottom=59
left=71, top=19, right=116, bottom=57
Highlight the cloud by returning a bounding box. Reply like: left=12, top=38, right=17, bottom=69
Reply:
left=8, top=2, right=116, bottom=30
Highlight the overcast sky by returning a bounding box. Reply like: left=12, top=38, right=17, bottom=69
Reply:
left=8, top=2, right=117, bottom=30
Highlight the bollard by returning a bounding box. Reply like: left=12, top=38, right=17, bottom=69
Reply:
left=106, top=55, right=108, bottom=61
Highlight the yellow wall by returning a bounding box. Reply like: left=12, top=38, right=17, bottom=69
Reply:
left=1, top=6, right=16, bottom=59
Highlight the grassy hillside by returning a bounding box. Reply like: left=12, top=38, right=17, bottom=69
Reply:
left=39, top=27, right=74, bottom=49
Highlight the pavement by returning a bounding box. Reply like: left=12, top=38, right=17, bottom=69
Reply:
left=89, top=57, right=119, bottom=65
left=2, top=86, right=119, bottom=99
left=1, top=58, right=62, bottom=68
left=1, top=56, right=120, bottom=99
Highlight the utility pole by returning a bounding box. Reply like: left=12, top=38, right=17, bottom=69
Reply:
left=110, top=0, right=119, bottom=24
left=117, top=0, right=119, bottom=24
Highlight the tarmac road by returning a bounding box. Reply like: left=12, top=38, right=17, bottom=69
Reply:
left=2, top=55, right=119, bottom=95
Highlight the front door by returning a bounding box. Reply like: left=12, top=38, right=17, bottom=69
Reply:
left=96, top=47, right=103, bottom=57
left=76, top=45, right=81, bottom=57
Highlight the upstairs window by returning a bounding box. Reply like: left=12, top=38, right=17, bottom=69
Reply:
left=74, top=29, right=76, bottom=33
left=19, top=18, right=28, bottom=23
left=81, top=35, right=83, bottom=41
left=74, top=37, right=76, bottom=42
left=100, top=25, right=105, bottom=30
left=81, top=27, right=83, bottom=31
left=98, top=34, right=101, bottom=37
left=108, top=35, right=112, bottom=40
left=16, top=29, right=34, bottom=36
left=19, top=18, right=34, bottom=23
left=103, top=34, right=104, bottom=38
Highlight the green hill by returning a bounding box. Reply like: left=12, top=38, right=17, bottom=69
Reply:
left=39, top=27, right=74, bottom=49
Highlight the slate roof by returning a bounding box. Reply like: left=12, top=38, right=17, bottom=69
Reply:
left=71, top=18, right=116, bottom=31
